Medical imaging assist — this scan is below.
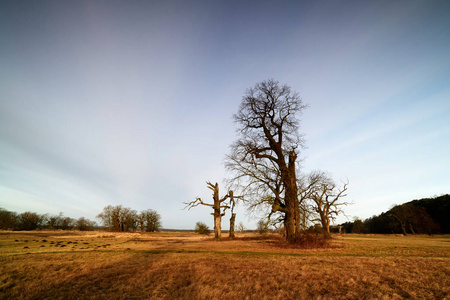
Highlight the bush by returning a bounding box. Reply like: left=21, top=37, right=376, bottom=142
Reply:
left=195, top=222, right=210, bottom=235
left=294, top=231, right=331, bottom=248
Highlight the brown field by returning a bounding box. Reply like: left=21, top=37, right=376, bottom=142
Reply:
left=0, top=231, right=448, bottom=299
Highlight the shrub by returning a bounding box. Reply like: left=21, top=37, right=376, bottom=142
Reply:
left=297, top=231, right=330, bottom=248
left=195, top=222, right=210, bottom=235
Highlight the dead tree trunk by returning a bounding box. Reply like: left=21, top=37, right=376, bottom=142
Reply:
left=184, top=182, right=230, bottom=241
left=213, top=209, right=223, bottom=239
left=228, top=190, right=237, bottom=238
left=229, top=213, right=236, bottom=238
left=211, top=182, right=225, bottom=240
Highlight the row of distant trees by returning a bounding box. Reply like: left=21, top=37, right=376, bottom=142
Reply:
left=0, top=205, right=162, bottom=232
left=97, top=205, right=161, bottom=232
left=339, top=195, right=449, bottom=235
left=0, top=208, right=96, bottom=231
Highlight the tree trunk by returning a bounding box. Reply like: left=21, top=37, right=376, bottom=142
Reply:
left=214, top=209, right=222, bottom=240
left=294, top=197, right=301, bottom=238
left=325, top=221, right=330, bottom=236
left=400, top=223, right=407, bottom=235
left=229, top=213, right=236, bottom=238
left=284, top=208, right=296, bottom=243
left=283, top=151, right=300, bottom=243
left=319, top=211, right=331, bottom=236
left=212, top=183, right=222, bottom=240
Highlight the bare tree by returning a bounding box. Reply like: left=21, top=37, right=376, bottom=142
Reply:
left=61, top=217, right=75, bottom=230
left=389, top=203, right=418, bottom=235
left=0, top=208, right=17, bottom=230
left=308, top=172, right=349, bottom=236
left=97, top=205, right=135, bottom=232
left=98, top=205, right=160, bottom=232
left=184, top=182, right=231, bottom=240
left=238, top=222, right=245, bottom=233
left=140, top=209, right=161, bottom=232
left=257, top=219, right=269, bottom=234
left=47, top=212, right=65, bottom=230
left=75, top=217, right=96, bottom=231
left=17, top=211, right=45, bottom=230
left=120, top=207, right=138, bottom=232
left=97, top=205, right=123, bottom=231
left=138, top=212, right=145, bottom=232
left=226, top=79, right=307, bottom=243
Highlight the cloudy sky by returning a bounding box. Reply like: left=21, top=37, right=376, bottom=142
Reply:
left=1, top=0, right=449, bottom=229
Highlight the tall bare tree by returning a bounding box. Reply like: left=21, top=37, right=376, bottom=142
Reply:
left=184, top=182, right=231, bottom=240
left=227, top=79, right=307, bottom=243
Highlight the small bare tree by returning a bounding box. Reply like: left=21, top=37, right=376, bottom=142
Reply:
left=309, top=172, right=349, bottom=236
left=238, top=222, right=245, bottom=233
left=185, top=182, right=231, bottom=240
left=257, top=219, right=269, bottom=234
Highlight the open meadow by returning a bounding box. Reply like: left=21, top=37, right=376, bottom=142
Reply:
left=0, top=231, right=448, bottom=299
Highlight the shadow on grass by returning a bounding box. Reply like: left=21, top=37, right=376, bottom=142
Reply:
left=17, top=253, right=200, bottom=300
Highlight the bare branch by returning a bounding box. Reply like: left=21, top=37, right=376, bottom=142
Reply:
left=183, top=198, right=214, bottom=210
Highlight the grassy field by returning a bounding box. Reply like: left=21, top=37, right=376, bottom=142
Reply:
left=0, top=231, right=448, bottom=299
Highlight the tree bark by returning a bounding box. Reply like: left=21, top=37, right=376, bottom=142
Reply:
left=325, top=221, right=330, bottom=236
left=213, top=209, right=222, bottom=240
left=212, top=182, right=222, bottom=240
left=229, top=213, right=236, bottom=238
left=283, top=151, right=300, bottom=243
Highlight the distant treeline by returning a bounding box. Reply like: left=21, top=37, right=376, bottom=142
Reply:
left=0, top=204, right=162, bottom=232
left=340, top=194, right=449, bottom=234
left=0, top=208, right=96, bottom=231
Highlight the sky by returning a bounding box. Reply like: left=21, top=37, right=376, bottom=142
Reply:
left=1, top=0, right=449, bottom=230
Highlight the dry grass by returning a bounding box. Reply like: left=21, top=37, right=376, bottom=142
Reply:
left=0, top=231, right=449, bottom=299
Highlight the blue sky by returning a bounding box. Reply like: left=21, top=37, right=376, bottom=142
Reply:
left=1, top=0, right=449, bottom=229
